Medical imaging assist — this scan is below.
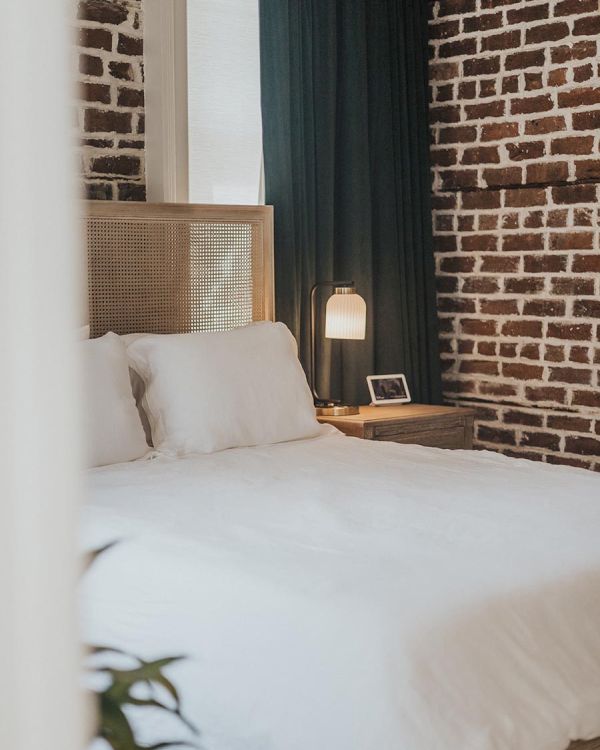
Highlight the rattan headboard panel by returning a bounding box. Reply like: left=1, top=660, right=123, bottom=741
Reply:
left=85, top=202, right=274, bottom=337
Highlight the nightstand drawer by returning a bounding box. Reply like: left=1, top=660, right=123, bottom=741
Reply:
left=373, top=424, right=466, bottom=450
left=317, top=404, right=475, bottom=450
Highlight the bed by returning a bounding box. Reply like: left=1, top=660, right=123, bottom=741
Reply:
left=82, top=202, right=600, bottom=750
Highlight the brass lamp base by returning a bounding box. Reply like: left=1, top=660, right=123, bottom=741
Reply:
left=315, top=404, right=359, bottom=417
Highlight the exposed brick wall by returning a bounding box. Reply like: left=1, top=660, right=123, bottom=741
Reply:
left=428, top=0, right=600, bottom=471
left=76, top=0, right=145, bottom=200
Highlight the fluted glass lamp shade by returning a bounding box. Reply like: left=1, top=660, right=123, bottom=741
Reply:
left=325, top=287, right=366, bottom=340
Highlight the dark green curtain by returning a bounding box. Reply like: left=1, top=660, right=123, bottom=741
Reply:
left=259, top=0, right=441, bottom=405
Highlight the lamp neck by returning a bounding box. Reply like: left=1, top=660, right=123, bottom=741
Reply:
left=309, top=280, right=355, bottom=403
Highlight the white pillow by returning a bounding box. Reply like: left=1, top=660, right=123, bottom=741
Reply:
left=82, top=333, right=149, bottom=467
left=126, top=322, right=323, bottom=455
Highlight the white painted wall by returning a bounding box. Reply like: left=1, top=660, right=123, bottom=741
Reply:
left=0, top=2, right=85, bottom=748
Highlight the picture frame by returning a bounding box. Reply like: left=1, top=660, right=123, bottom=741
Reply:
left=366, top=373, right=411, bottom=406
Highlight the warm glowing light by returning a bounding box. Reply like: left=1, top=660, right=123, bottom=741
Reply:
left=325, top=287, right=366, bottom=340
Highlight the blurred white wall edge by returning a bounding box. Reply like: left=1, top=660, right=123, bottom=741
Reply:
left=0, top=2, right=86, bottom=750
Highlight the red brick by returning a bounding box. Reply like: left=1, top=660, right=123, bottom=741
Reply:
left=91, top=154, right=141, bottom=176
left=458, top=215, right=475, bottom=231
left=463, top=12, right=503, bottom=32
left=504, top=277, right=545, bottom=294
left=524, top=255, right=568, bottom=273
left=482, top=30, right=521, bottom=52
left=463, top=57, right=501, bottom=76
left=431, top=193, right=457, bottom=210
left=524, top=116, right=566, bottom=135
left=504, top=410, right=544, bottom=427
left=526, top=161, right=569, bottom=184
left=481, top=299, right=519, bottom=315
left=84, top=109, right=132, bottom=134
left=502, top=214, right=519, bottom=229
left=458, top=81, right=477, bottom=99
left=78, top=26, right=112, bottom=51
left=462, top=190, right=502, bottom=209
left=573, top=208, right=593, bottom=226
left=481, top=122, right=520, bottom=141
left=478, top=425, right=516, bottom=446
left=461, top=235, right=499, bottom=252
left=573, top=14, right=600, bottom=35
left=551, top=136, right=594, bottom=155
left=574, top=299, right=600, bottom=318
left=572, top=390, right=600, bottom=408
left=431, top=62, right=460, bottom=81
left=117, top=88, right=144, bottom=108
left=479, top=215, right=498, bottom=230
left=502, top=320, right=544, bottom=338
left=462, top=277, right=500, bottom=294
left=570, top=346, right=590, bottom=363
left=526, top=22, right=569, bottom=45
left=573, top=63, right=594, bottom=82
left=439, top=38, right=478, bottom=58
left=565, top=436, right=600, bottom=456
left=503, top=362, right=544, bottom=379
left=117, top=34, right=143, bottom=56
left=522, top=432, right=561, bottom=451
left=550, top=232, right=593, bottom=250
left=523, top=299, right=565, bottom=317
left=438, top=297, right=477, bottom=313
left=525, top=72, right=544, bottom=91
left=506, top=142, right=545, bottom=161
left=551, top=278, right=595, bottom=295
left=572, top=254, right=600, bottom=272
left=500, top=343, right=518, bottom=357
left=434, top=234, right=458, bottom=252
left=511, top=95, right=554, bottom=116
left=547, top=210, right=568, bottom=227
left=558, top=86, right=600, bottom=108
left=502, top=234, right=544, bottom=252
left=430, top=105, right=461, bottom=124
left=79, top=53, right=103, bottom=77
left=547, top=455, right=591, bottom=469
left=505, top=49, right=546, bottom=70
left=436, top=276, right=458, bottom=294
left=460, top=360, right=500, bottom=375
left=440, top=256, right=476, bottom=273
left=78, top=0, right=128, bottom=24
left=545, top=345, right=565, bottom=362
left=429, top=20, right=461, bottom=39
left=79, top=82, right=111, bottom=104
left=504, top=188, right=547, bottom=207
left=549, top=366, right=591, bottom=384
left=480, top=383, right=518, bottom=397
left=575, top=160, right=600, bottom=180
left=526, top=385, right=566, bottom=403
left=554, top=0, right=598, bottom=16
left=507, top=4, right=549, bottom=23
left=573, top=111, right=600, bottom=134
left=437, top=0, right=477, bottom=15
left=480, top=80, right=498, bottom=99
left=431, top=148, right=458, bottom=167
left=461, top=146, right=500, bottom=165
left=439, top=125, right=478, bottom=143
left=461, top=318, right=498, bottom=335
left=552, top=184, right=597, bottom=204
left=521, top=343, right=541, bottom=360
left=502, top=76, right=520, bottom=94
left=481, top=255, right=520, bottom=272
left=547, top=68, right=568, bottom=87
left=465, top=101, right=505, bottom=120
left=440, top=169, right=478, bottom=190
left=477, top=342, right=498, bottom=356
left=547, top=322, right=593, bottom=339
left=483, top=167, right=522, bottom=187
left=523, top=211, right=544, bottom=229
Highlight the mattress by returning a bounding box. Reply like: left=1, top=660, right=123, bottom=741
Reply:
left=82, top=431, right=600, bottom=750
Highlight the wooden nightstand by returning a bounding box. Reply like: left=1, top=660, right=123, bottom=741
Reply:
left=317, top=404, right=475, bottom=450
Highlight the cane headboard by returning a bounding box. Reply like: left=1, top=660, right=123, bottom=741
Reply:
left=85, top=201, right=274, bottom=338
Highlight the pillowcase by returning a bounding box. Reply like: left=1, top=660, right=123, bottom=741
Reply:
left=126, top=322, right=323, bottom=455
left=82, top=332, right=149, bottom=467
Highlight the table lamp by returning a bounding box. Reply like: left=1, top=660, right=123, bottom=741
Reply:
left=310, top=281, right=367, bottom=416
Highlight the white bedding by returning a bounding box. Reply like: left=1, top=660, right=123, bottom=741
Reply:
left=82, top=432, right=600, bottom=750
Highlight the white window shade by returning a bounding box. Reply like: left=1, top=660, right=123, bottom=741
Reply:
left=187, top=0, right=263, bottom=205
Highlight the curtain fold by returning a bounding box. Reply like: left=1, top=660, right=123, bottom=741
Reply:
left=260, top=0, right=441, bottom=405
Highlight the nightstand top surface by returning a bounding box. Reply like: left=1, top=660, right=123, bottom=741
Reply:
left=317, top=403, right=475, bottom=424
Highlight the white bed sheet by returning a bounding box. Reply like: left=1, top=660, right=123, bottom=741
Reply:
left=82, top=432, right=600, bottom=750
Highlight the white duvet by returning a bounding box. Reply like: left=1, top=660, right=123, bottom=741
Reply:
left=82, top=431, right=600, bottom=750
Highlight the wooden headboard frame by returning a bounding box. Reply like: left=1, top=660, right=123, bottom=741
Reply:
left=85, top=201, right=274, bottom=337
